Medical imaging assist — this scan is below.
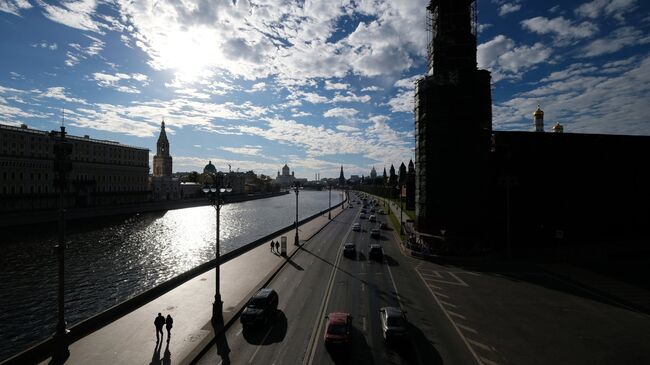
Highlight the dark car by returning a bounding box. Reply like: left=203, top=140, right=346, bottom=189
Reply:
left=369, top=244, right=383, bottom=260
left=324, top=312, right=352, bottom=348
left=241, top=288, right=278, bottom=327
left=370, top=228, right=380, bottom=238
left=343, top=242, right=356, bottom=257
left=379, top=222, right=387, bottom=229
left=379, top=307, right=408, bottom=342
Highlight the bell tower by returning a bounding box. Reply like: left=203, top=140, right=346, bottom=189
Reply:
left=415, top=0, right=492, bottom=243
left=153, top=120, right=173, bottom=178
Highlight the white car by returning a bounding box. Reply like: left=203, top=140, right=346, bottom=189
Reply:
left=352, top=223, right=361, bottom=231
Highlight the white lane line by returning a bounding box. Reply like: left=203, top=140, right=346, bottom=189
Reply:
left=303, top=219, right=353, bottom=365
left=387, top=256, right=404, bottom=310
left=449, top=272, right=469, bottom=287
left=416, top=269, right=484, bottom=365
left=439, top=300, right=457, bottom=308
left=480, top=356, right=500, bottom=365
left=435, top=292, right=450, bottom=298
left=362, top=316, right=367, bottom=332
left=447, top=310, right=466, bottom=320
left=361, top=282, right=366, bottom=292
left=456, top=323, right=478, bottom=334
left=467, top=338, right=494, bottom=352
left=235, top=328, right=243, bottom=337
left=249, top=325, right=274, bottom=364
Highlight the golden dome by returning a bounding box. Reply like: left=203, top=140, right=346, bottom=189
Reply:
left=552, top=122, right=564, bottom=133
left=533, top=104, right=544, bottom=117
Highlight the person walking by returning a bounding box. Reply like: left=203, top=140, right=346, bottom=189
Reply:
left=165, top=314, right=174, bottom=340
left=275, top=240, right=280, bottom=253
left=154, top=313, right=165, bottom=342
left=270, top=240, right=275, bottom=252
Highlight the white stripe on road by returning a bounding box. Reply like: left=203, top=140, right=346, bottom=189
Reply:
left=456, top=323, right=478, bottom=334
left=249, top=325, right=274, bottom=364
left=447, top=310, right=466, bottom=320
left=439, top=300, right=457, bottom=308
left=467, top=338, right=494, bottom=352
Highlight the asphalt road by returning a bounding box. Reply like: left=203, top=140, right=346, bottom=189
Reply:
left=197, top=194, right=476, bottom=365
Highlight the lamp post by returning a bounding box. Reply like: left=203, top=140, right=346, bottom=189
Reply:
left=328, top=184, right=332, bottom=220
left=396, top=185, right=403, bottom=235
left=51, top=125, right=72, bottom=363
left=292, top=182, right=302, bottom=245
left=203, top=173, right=232, bottom=332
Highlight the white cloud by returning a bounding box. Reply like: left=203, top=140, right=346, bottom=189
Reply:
left=331, top=91, right=371, bottom=103
left=40, top=86, right=88, bottom=104
left=575, top=0, right=637, bottom=21
left=336, top=125, right=360, bottom=132
left=37, top=0, right=103, bottom=33
left=499, top=3, right=521, bottom=16
left=246, top=82, right=267, bottom=93
left=323, top=107, right=358, bottom=119
left=361, top=86, right=382, bottom=92
left=65, top=35, right=105, bottom=66
left=302, top=92, right=329, bottom=104
left=0, top=0, right=32, bottom=16
left=324, top=81, right=349, bottom=90
left=31, top=41, right=58, bottom=50
left=387, top=90, right=413, bottom=113
left=521, top=16, right=598, bottom=42
left=220, top=145, right=263, bottom=156
left=579, top=26, right=650, bottom=57
left=478, top=35, right=553, bottom=81
left=394, top=75, right=421, bottom=89
left=92, top=72, right=149, bottom=94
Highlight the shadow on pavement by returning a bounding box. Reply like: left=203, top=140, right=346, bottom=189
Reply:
left=403, top=322, right=443, bottom=365
left=242, top=310, right=288, bottom=345
left=326, top=326, right=374, bottom=365
left=286, top=257, right=304, bottom=271
left=384, top=254, right=399, bottom=267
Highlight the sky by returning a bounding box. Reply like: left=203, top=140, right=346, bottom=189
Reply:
left=1, top=0, right=649, bottom=179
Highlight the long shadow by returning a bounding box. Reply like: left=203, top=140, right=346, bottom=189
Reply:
left=326, top=326, right=374, bottom=365
left=400, top=322, right=444, bottom=365
left=242, top=310, right=288, bottom=345
left=286, top=256, right=304, bottom=270
left=384, top=254, right=399, bottom=267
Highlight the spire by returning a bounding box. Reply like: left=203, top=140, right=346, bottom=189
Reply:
left=534, top=104, right=544, bottom=132
left=338, top=165, right=345, bottom=185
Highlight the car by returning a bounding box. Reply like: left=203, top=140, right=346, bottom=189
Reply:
left=369, top=244, right=383, bottom=260
left=369, top=215, right=376, bottom=222
left=360, top=208, right=367, bottom=213
left=352, top=222, right=361, bottom=231
left=324, top=312, right=352, bottom=348
left=379, top=222, right=387, bottom=229
left=240, top=288, right=278, bottom=327
left=370, top=228, right=380, bottom=238
left=379, top=307, right=408, bottom=342
left=370, top=208, right=376, bottom=213
left=359, top=213, right=366, bottom=219
left=343, top=242, right=356, bottom=257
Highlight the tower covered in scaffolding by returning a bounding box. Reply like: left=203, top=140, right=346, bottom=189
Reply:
left=414, top=0, right=492, bottom=247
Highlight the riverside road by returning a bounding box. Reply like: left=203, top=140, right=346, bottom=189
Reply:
left=198, top=193, right=650, bottom=365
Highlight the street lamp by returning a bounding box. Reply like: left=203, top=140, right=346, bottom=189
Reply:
left=396, top=185, right=404, bottom=235
left=328, top=183, right=332, bottom=220
left=291, top=182, right=303, bottom=245
left=202, top=173, right=232, bottom=333
left=51, top=125, right=72, bottom=363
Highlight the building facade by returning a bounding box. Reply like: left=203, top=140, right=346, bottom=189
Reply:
left=0, top=123, right=149, bottom=212
left=274, top=164, right=296, bottom=187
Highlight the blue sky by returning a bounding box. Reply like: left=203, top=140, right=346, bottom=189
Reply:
left=1, top=0, right=649, bottom=179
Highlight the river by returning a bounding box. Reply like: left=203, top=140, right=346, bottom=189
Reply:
left=0, top=189, right=344, bottom=361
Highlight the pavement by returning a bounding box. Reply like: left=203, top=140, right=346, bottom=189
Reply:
left=40, top=205, right=346, bottom=365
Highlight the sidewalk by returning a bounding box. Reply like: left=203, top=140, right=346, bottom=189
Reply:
left=40, top=206, right=345, bottom=365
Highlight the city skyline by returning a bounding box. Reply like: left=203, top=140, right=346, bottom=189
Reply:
left=1, top=0, right=649, bottom=178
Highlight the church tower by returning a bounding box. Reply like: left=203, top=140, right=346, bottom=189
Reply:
left=338, top=166, right=345, bottom=186
left=153, top=120, right=173, bottom=178
left=415, top=0, right=492, bottom=241
left=534, top=105, right=544, bottom=132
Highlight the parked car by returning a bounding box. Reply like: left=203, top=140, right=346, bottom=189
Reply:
left=369, top=244, right=383, bottom=260
left=369, top=215, right=376, bottom=222
left=352, top=223, right=361, bottom=231
left=324, top=312, right=352, bottom=348
left=359, top=213, right=366, bottom=219
left=370, top=228, right=380, bottom=238
left=240, top=288, right=278, bottom=327
left=343, top=242, right=356, bottom=257
left=379, top=307, right=408, bottom=342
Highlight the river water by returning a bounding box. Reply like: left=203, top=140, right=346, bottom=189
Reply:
left=0, top=190, right=344, bottom=361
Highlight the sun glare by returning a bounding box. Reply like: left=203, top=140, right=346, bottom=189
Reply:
left=160, top=26, right=217, bottom=81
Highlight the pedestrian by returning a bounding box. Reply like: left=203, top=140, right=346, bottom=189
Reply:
left=275, top=240, right=280, bottom=253
left=154, top=312, right=165, bottom=342
left=270, top=240, right=274, bottom=252
left=165, top=314, right=173, bottom=340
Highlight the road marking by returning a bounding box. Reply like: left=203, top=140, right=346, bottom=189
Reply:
left=480, top=356, right=500, bottom=365
left=416, top=269, right=470, bottom=287
left=361, top=282, right=366, bottom=292
left=447, top=310, right=466, bottom=320
left=416, top=269, right=484, bottom=365
left=456, top=323, right=477, bottom=334
left=435, top=292, right=449, bottom=298
left=303, top=219, right=352, bottom=365
left=249, top=325, right=274, bottom=364
left=467, top=338, right=494, bottom=352
left=235, top=328, right=242, bottom=336
left=362, top=316, right=367, bottom=332
left=439, top=300, right=457, bottom=308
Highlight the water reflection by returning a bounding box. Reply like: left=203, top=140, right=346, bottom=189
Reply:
left=0, top=190, right=342, bottom=361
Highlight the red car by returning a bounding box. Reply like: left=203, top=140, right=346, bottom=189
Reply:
left=324, top=312, right=352, bottom=348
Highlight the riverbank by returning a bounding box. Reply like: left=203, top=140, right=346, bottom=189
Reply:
left=0, top=191, right=288, bottom=228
